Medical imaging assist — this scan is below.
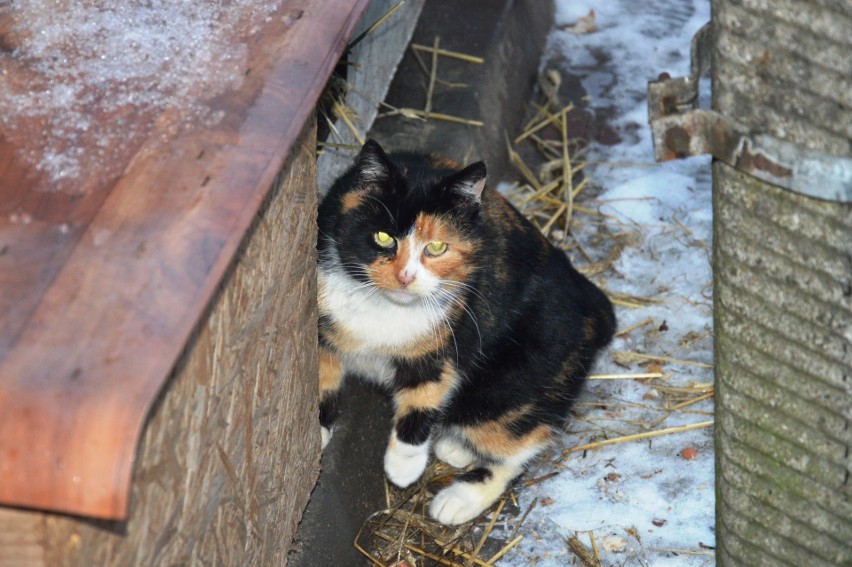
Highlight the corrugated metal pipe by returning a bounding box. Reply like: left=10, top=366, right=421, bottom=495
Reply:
left=647, top=2, right=851, bottom=565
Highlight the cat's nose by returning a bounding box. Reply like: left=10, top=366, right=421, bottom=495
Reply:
left=397, top=270, right=416, bottom=287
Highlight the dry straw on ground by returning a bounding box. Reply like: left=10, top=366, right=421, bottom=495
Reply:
left=354, top=463, right=525, bottom=567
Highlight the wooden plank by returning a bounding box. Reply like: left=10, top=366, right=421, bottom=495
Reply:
left=0, top=116, right=320, bottom=566
left=0, top=508, right=45, bottom=567
left=0, top=0, right=368, bottom=519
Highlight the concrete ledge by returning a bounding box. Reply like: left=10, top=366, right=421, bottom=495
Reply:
left=370, top=0, right=555, bottom=182
left=317, top=0, right=426, bottom=192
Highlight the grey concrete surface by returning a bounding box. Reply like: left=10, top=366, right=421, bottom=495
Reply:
left=369, top=0, right=555, bottom=181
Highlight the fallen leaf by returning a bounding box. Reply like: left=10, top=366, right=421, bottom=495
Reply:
left=625, top=527, right=641, bottom=543
left=652, top=518, right=667, bottom=527
left=562, top=9, right=597, bottom=34
left=540, top=497, right=554, bottom=507
left=602, top=535, right=627, bottom=552
left=606, top=472, right=621, bottom=482
left=681, top=447, right=699, bottom=460
left=679, top=330, right=705, bottom=346
left=646, top=363, right=664, bottom=375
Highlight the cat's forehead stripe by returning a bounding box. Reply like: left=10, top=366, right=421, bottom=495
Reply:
left=414, top=213, right=449, bottom=241
left=393, top=237, right=413, bottom=273
left=341, top=190, right=366, bottom=213
left=429, top=155, right=464, bottom=170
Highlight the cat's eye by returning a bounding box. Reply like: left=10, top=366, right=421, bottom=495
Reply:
left=425, top=241, right=448, bottom=256
left=373, top=231, right=396, bottom=248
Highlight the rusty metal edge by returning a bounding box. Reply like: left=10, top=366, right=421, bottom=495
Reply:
left=647, top=23, right=852, bottom=203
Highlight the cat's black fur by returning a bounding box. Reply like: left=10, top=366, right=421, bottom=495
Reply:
left=317, top=140, right=615, bottom=525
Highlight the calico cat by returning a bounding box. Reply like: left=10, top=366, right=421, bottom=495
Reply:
left=317, top=140, right=615, bottom=525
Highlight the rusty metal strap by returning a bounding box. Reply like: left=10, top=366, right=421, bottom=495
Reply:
left=648, top=23, right=852, bottom=203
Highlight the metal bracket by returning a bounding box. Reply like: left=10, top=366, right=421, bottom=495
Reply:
left=648, top=23, right=852, bottom=203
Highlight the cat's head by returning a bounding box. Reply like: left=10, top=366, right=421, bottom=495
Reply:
left=322, top=139, right=486, bottom=306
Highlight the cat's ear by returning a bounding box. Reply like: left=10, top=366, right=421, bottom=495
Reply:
left=356, top=139, right=392, bottom=186
left=446, top=161, right=486, bottom=205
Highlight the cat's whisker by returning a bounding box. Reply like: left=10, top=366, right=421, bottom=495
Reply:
left=421, top=294, right=442, bottom=354
left=332, top=263, right=387, bottom=305
left=363, top=194, right=397, bottom=229
left=317, top=227, right=341, bottom=245
left=430, top=293, right=465, bottom=361
left=439, top=278, right=491, bottom=315
left=337, top=262, right=379, bottom=276
left=424, top=292, right=459, bottom=365
left=432, top=287, right=483, bottom=354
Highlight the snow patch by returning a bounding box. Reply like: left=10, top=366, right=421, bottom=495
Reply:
left=500, top=1, right=715, bottom=565
left=1, top=0, right=283, bottom=186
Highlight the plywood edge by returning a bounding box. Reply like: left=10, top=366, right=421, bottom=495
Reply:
left=0, top=0, right=370, bottom=520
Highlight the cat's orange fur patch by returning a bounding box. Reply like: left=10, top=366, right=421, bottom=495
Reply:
left=367, top=256, right=394, bottom=290
left=395, top=362, right=458, bottom=417
left=486, top=193, right=550, bottom=248
left=545, top=353, right=583, bottom=403
left=415, top=213, right=476, bottom=282
left=483, top=194, right=526, bottom=285
left=462, top=407, right=554, bottom=459
left=555, top=351, right=581, bottom=382
left=367, top=238, right=413, bottom=291
left=485, top=193, right=522, bottom=232
left=341, top=190, right=366, bottom=212
left=319, top=348, right=344, bottom=394
left=429, top=155, right=464, bottom=170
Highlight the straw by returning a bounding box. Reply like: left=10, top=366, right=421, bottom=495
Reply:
left=566, top=534, right=603, bottom=567
left=424, top=36, right=440, bottom=114
left=412, top=43, right=485, bottom=64
left=469, top=496, right=508, bottom=564
left=562, top=421, right=714, bottom=456
left=615, top=317, right=655, bottom=337
left=588, top=372, right=665, bottom=380
left=380, top=108, right=484, bottom=126
left=347, top=1, right=406, bottom=51
left=332, top=99, right=365, bottom=145
left=485, top=536, right=524, bottom=565
left=611, top=350, right=713, bottom=369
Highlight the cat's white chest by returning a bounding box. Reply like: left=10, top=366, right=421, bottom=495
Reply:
left=320, top=268, right=445, bottom=352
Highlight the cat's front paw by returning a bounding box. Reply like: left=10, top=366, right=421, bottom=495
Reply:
left=434, top=436, right=476, bottom=468
left=429, top=482, right=491, bottom=525
left=321, top=426, right=332, bottom=450
left=384, top=434, right=430, bottom=488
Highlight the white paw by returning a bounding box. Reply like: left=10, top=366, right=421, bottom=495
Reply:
left=321, top=426, right=331, bottom=450
left=429, top=482, right=490, bottom=525
left=384, top=436, right=430, bottom=488
left=434, top=436, right=476, bottom=468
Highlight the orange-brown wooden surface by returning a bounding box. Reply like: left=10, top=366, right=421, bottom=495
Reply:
left=0, top=0, right=368, bottom=520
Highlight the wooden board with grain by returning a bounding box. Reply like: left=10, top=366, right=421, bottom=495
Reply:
left=0, top=0, right=368, bottom=520
left=0, top=116, right=320, bottom=567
